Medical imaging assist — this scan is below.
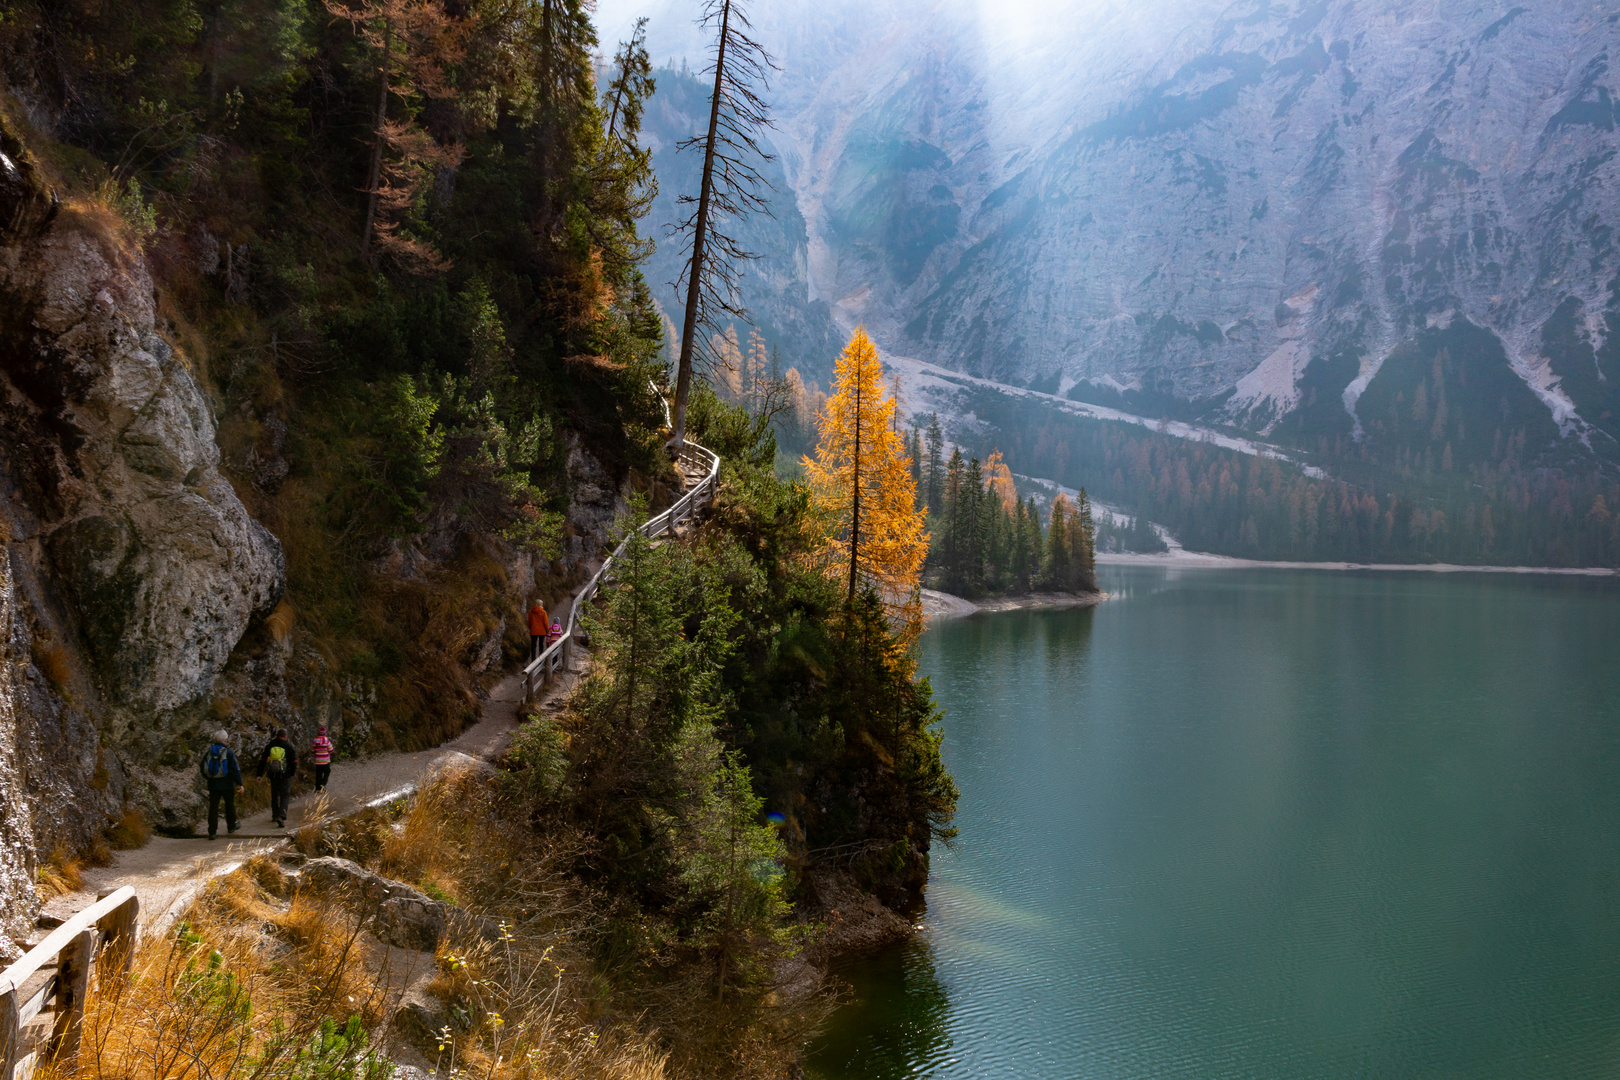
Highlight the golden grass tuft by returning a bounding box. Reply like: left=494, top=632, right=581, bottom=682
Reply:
left=265, top=599, right=297, bottom=644
left=35, top=844, right=83, bottom=898
left=105, top=809, right=151, bottom=851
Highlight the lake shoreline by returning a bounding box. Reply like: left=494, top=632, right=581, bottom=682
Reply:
left=1096, top=549, right=1619, bottom=576
left=921, top=588, right=1107, bottom=620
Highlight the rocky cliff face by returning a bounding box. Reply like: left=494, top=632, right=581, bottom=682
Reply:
left=0, top=119, right=288, bottom=858
left=612, top=0, right=1620, bottom=473
left=0, top=538, right=39, bottom=953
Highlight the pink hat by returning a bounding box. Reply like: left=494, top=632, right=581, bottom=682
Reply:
left=318, top=725, right=327, bottom=733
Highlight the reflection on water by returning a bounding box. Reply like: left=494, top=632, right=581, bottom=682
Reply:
left=806, top=938, right=953, bottom=1079
left=807, top=566, right=1620, bottom=1079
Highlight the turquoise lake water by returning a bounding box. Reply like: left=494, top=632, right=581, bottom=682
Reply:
left=807, top=565, right=1620, bottom=1078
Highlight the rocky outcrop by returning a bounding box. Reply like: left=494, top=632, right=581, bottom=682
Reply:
left=1, top=223, right=287, bottom=720
left=0, top=539, right=39, bottom=952
left=0, top=117, right=287, bottom=840
left=303, top=856, right=501, bottom=951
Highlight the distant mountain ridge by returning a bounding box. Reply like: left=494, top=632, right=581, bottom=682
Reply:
left=611, top=0, right=1620, bottom=486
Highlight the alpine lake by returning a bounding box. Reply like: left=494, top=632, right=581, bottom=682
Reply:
left=806, top=564, right=1620, bottom=1079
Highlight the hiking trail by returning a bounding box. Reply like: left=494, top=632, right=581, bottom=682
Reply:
left=36, top=435, right=720, bottom=935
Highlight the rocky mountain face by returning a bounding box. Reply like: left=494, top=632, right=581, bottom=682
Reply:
left=612, top=0, right=1620, bottom=478
left=0, top=542, right=39, bottom=950
left=0, top=116, right=290, bottom=878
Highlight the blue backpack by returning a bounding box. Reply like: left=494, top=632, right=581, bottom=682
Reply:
left=203, top=745, right=231, bottom=780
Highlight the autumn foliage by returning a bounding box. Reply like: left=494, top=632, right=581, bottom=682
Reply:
left=803, top=328, right=928, bottom=631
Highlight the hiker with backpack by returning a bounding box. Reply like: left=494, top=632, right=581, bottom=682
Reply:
left=256, top=727, right=299, bottom=827
left=310, top=725, right=334, bottom=792
left=198, top=731, right=243, bottom=841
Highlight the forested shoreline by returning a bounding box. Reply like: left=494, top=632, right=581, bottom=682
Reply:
left=901, top=416, right=1100, bottom=598
left=961, top=386, right=1620, bottom=568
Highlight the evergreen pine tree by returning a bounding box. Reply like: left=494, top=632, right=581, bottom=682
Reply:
left=924, top=414, right=945, bottom=513
left=1045, top=493, right=1073, bottom=590
left=941, top=448, right=967, bottom=590
left=1076, top=487, right=1097, bottom=582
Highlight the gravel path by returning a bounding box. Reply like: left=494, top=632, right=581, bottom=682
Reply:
left=40, top=660, right=584, bottom=932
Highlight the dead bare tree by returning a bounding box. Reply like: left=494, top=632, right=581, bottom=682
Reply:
left=668, top=0, right=776, bottom=451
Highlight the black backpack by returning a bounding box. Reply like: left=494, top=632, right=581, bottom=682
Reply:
left=203, top=745, right=230, bottom=780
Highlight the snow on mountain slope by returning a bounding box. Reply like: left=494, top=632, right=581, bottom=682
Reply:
left=605, top=0, right=1620, bottom=478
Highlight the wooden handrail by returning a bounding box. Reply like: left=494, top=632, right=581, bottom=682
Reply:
left=521, top=388, right=722, bottom=702
left=1, top=886, right=138, bottom=1079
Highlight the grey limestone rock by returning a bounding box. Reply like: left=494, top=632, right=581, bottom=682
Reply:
left=0, top=209, right=287, bottom=831
left=634, top=0, right=1620, bottom=452
left=0, top=544, right=39, bottom=942
left=376, top=894, right=448, bottom=953
left=302, top=856, right=502, bottom=951
left=9, top=227, right=286, bottom=717
left=302, top=856, right=425, bottom=909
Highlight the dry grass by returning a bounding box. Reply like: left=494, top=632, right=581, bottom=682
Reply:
left=48, top=862, right=396, bottom=1080
left=47, top=838, right=674, bottom=1080
left=265, top=600, right=296, bottom=644
left=105, top=809, right=152, bottom=851
left=36, top=844, right=83, bottom=899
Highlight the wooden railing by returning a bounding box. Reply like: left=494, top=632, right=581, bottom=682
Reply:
left=0, top=886, right=138, bottom=1080
left=522, top=395, right=721, bottom=702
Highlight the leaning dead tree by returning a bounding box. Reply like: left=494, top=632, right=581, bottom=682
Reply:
left=669, top=0, right=776, bottom=451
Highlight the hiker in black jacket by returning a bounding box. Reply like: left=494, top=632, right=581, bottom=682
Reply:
left=198, top=730, right=243, bottom=840
left=255, top=727, right=299, bottom=828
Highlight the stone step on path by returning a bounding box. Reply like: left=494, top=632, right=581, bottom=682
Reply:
left=39, top=654, right=589, bottom=933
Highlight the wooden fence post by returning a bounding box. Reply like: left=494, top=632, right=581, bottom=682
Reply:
left=49, top=930, right=93, bottom=1065
left=0, top=987, right=20, bottom=1080
left=95, top=891, right=138, bottom=980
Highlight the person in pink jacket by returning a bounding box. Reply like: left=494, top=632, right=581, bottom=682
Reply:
left=310, top=725, right=335, bottom=792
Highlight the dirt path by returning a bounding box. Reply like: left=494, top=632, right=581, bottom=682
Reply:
left=36, top=451, right=714, bottom=936
left=40, top=660, right=586, bottom=931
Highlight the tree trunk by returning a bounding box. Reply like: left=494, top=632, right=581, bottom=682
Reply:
left=848, top=367, right=861, bottom=602
left=671, top=0, right=732, bottom=451
left=361, top=15, right=393, bottom=261
left=208, top=2, right=223, bottom=104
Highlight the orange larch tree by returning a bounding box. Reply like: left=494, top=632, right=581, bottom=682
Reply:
left=803, top=328, right=928, bottom=633
left=983, top=449, right=1018, bottom=514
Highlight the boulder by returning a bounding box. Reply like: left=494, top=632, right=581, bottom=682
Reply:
left=376, top=894, right=447, bottom=953
left=394, top=979, right=462, bottom=1048
left=302, top=857, right=425, bottom=909
left=301, top=857, right=507, bottom=951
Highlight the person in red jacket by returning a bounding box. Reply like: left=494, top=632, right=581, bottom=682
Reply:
left=528, top=599, right=549, bottom=660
